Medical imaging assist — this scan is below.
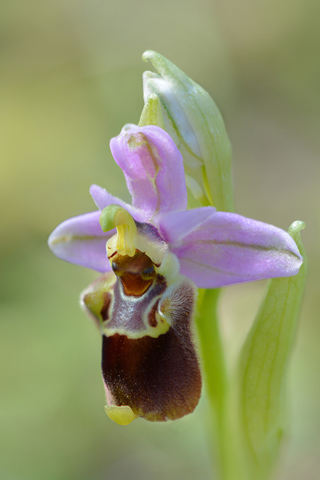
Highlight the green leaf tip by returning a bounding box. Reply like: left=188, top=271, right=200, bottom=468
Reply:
left=142, top=50, right=176, bottom=74
left=138, top=93, right=165, bottom=129
left=288, top=220, right=306, bottom=249
left=142, top=50, right=158, bottom=63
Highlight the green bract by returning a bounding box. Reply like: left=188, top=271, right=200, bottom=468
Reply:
left=141, top=50, right=234, bottom=212
left=237, top=221, right=306, bottom=480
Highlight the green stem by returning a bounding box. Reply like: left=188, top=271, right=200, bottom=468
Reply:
left=196, top=288, right=244, bottom=480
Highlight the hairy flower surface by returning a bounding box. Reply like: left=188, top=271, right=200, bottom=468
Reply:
left=48, top=124, right=303, bottom=424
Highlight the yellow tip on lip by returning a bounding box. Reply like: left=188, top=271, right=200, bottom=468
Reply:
left=104, top=405, right=138, bottom=425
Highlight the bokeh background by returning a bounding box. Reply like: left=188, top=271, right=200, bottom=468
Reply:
left=1, top=0, right=319, bottom=479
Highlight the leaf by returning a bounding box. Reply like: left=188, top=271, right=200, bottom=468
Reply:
left=238, top=221, right=306, bottom=479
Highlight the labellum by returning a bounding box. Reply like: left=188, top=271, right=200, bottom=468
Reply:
left=81, top=218, right=201, bottom=425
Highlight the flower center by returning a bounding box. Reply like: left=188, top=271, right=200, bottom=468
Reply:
left=100, top=205, right=168, bottom=267
left=100, top=205, right=137, bottom=258
left=112, top=209, right=137, bottom=257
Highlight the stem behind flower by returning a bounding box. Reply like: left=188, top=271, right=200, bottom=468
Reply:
left=196, top=289, right=246, bottom=480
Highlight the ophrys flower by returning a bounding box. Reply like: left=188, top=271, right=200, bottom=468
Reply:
left=48, top=124, right=302, bottom=424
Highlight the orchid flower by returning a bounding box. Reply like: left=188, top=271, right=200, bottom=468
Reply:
left=48, top=124, right=302, bottom=425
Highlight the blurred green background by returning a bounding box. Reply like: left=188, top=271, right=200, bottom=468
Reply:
left=1, top=0, right=319, bottom=479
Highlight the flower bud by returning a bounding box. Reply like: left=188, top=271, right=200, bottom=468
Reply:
left=237, top=221, right=306, bottom=479
left=141, top=50, right=234, bottom=211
